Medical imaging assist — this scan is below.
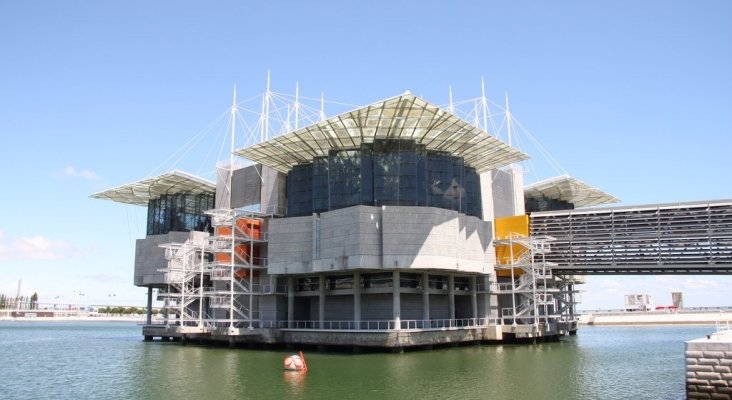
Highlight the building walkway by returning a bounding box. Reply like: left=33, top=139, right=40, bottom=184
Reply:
left=529, top=199, right=732, bottom=274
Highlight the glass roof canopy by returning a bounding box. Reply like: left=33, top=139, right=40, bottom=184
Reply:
left=91, top=170, right=215, bottom=206
left=524, top=174, right=620, bottom=208
left=235, top=92, right=529, bottom=174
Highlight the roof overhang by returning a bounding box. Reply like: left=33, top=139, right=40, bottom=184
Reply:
left=524, top=174, right=620, bottom=208
left=235, top=92, right=529, bottom=174
left=91, top=170, right=215, bottom=206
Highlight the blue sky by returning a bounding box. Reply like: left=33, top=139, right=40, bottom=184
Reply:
left=1, top=1, right=730, bottom=309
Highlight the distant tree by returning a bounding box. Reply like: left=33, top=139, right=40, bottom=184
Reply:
left=0, top=294, right=5, bottom=308
left=30, top=293, right=38, bottom=310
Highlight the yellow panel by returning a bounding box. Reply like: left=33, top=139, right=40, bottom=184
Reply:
left=494, top=215, right=530, bottom=275
left=496, top=269, right=524, bottom=278
left=495, top=243, right=528, bottom=264
left=494, top=215, right=529, bottom=240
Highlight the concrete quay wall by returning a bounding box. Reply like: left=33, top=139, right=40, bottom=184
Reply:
left=141, top=325, right=506, bottom=349
left=281, top=326, right=503, bottom=349
left=686, top=332, right=732, bottom=399
left=579, top=311, right=732, bottom=326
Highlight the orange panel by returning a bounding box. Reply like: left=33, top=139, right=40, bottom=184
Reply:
left=214, top=244, right=260, bottom=265
left=216, top=226, right=233, bottom=237
left=235, top=218, right=261, bottom=239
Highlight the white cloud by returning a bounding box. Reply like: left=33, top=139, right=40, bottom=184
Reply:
left=0, top=232, right=78, bottom=260
left=60, top=165, right=99, bottom=180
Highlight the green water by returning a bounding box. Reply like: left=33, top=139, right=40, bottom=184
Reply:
left=0, top=322, right=711, bottom=399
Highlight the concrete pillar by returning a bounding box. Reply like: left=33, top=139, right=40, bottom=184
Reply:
left=422, top=272, right=430, bottom=323
left=287, top=277, right=294, bottom=328
left=318, top=275, right=326, bottom=328
left=146, top=287, right=153, bottom=326
left=470, top=276, right=478, bottom=321
left=393, top=270, right=401, bottom=330
left=354, top=271, right=361, bottom=328
left=448, top=274, right=455, bottom=321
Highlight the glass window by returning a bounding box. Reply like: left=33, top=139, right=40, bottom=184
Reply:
left=283, top=139, right=482, bottom=219
left=146, top=193, right=214, bottom=235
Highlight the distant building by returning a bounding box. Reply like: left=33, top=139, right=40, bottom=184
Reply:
left=625, top=294, right=653, bottom=312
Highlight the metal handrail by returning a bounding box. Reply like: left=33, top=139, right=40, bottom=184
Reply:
left=276, top=317, right=502, bottom=331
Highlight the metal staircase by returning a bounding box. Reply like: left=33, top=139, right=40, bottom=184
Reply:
left=495, top=234, right=559, bottom=326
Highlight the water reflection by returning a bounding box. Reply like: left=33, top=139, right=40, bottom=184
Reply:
left=284, top=370, right=308, bottom=394
left=0, top=323, right=713, bottom=400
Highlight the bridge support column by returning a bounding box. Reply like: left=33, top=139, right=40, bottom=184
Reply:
left=287, top=277, right=294, bottom=328
left=354, top=271, right=361, bottom=328
left=146, top=287, right=153, bottom=326
left=448, top=274, right=455, bottom=320
left=393, top=271, right=401, bottom=330
left=422, top=272, right=430, bottom=323
left=470, top=276, right=478, bottom=321
left=319, top=275, right=325, bottom=329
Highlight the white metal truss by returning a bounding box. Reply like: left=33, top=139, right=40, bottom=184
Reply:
left=494, top=234, right=559, bottom=327
left=204, top=208, right=270, bottom=331
left=157, top=233, right=212, bottom=332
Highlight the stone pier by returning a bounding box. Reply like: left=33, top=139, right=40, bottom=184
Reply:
left=685, top=331, right=732, bottom=399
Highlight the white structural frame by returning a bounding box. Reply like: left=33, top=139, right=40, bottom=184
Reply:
left=235, top=92, right=529, bottom=174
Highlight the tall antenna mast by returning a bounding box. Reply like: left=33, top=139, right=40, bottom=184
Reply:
left=505, top=92, right=513, bottom=147
left=15, top=279, right=22, bottom=309
left=481, top=77, right=489, bottom=133
left=228, top=85, right=237, bottom=205
left=294, top=82, right=300, bottom=130
left=448, top=85, right=455, bottom=114
left=261, top=71, right=271, bottom=142
left=319, top=92, right=326, bottom=122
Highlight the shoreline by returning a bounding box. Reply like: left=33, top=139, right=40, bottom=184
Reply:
left=0, top=316, right=142, bottom=323
left=578, top=310, right=731, bottom=327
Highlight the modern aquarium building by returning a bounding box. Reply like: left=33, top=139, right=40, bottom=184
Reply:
left=93, top=92, right=617, bottom=349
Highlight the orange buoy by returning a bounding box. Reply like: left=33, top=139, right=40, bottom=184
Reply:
left=283, top=351, right=308, bottom=371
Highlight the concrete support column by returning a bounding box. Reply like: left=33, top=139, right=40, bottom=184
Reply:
left=470, top=276, right=478, bottom=321
left=393, top=271, right=401, bottom=330
left=422, top=272, right=430, bottom=322
left=448, top=274, right=455, bottom=321
left=146, top=287, right=153, bottom=326
left=568, top=283, right=575, bottom=320
left=354, top=271, right=361, bottom=327
left=287, top=277, right=294, bottom=328
left=318, top=275, right=326, bottom=329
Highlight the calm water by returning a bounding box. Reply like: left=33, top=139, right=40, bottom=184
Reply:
left=0, top=322, right=712, bottom=400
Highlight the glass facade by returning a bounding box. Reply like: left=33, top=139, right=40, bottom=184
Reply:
left=146, top=193, right=214, bottom=235
left=286, top=139, right=482, bottom=218
left=525, top=196, right=575, bottom=213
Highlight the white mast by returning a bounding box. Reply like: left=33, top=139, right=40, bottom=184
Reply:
left=229, top=85, right=237, bottom=329
left=15, top=279, right=22, bottom=309
left=319, top=92, right=326, bottom=122
left=261, top=71, right=271, bottom=143
left=481, top=77, right=489, bottom=133
left=230, top=85, right=237, bottom=176
left=294, top=82, right=300, bottom=130
left=505, top=92, right=512, bottom=147
left=448, top=85, right=455, bottom=114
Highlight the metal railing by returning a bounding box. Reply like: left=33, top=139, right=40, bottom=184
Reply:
left=274, top=317, right=501, bottom=331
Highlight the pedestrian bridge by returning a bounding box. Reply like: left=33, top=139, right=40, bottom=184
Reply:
left=529, top=199, right=732, bottom=274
